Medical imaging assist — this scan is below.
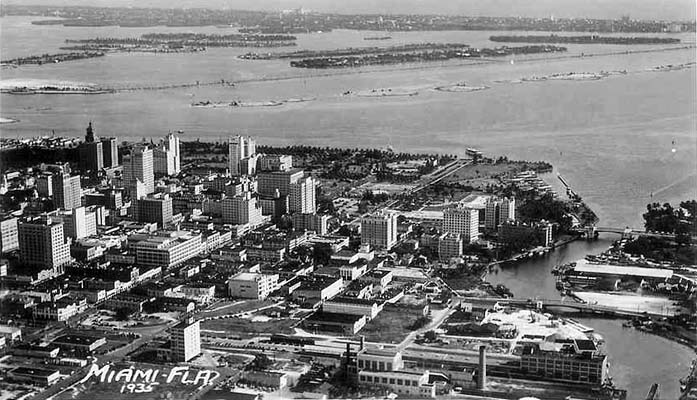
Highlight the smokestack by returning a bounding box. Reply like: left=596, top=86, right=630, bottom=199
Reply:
left=477, top=345, right=487, bottom=390
left=360, top=335, right=365, bottom=351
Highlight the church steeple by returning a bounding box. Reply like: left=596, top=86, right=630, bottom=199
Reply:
left=85, top=121, right=95, bottom=143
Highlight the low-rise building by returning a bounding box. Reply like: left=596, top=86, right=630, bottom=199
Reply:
left=13, top=343, right=60, bottom=358
left=52, top=334, right=106, bottom=354
left=0, top=325, right=22, bottom=342
left=357, top=369, right=435, bottom=398
left=323, top=297, right=383, bottom=320
left=228, top=272, right=279, bottom=300
left=360, top=269, right=393, bottom=288
left=520, top=340, right=609, bottom=386
left=33, top=300, right=80, bottom=321
left=103, top=293, right=154, bottom=313
left=292, top=276, right=343, bottom=302
left=339, top=261, right=368, bottom=281
left=8, top=367, right=61, bottom=386
left=244, top=371, right=288, bottom=389
left=181, top=284, right=216, bottom=302
left=129, top=230, right=203, bottom=270
left=303, top=311, right=367, bottom=335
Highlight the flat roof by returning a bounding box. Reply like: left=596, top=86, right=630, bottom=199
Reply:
left=306, top=311, right=364, bottom=323
left=11, top=367, right=60, bottom=377
left=326, top=297, right=378, bottom=306
left=53, top=334, right=105, bottom=346
left=573, top=259, right=673, bottom=279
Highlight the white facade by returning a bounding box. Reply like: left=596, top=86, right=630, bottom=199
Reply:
left=171, top=320, right=201, bottom=362
left=289, top=176, right=316, bottom=214
left=0, top=217, right=19, bottom=253
left=438, top=233, right=463, bottom=260
left=52, top=173, right=81, bottom=210
left=228, top=135, right=257, bottom=176
left=361, top=212, right=398, bottom=250
left=123, top=145, right=154, bottom=198
left=154, top=133, right=181, bottom=176
left=130, top=231, right=203, bottom=269
left=228, top=272, right=279, bottom=299
left=259, top=154, right=292, bottom=171
left=222, top=192, right=264, bottom=226
left=485, top=197, right=516, bottom=230
left=443, top=206, right=479, bottom=243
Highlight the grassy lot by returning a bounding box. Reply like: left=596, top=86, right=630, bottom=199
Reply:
left=360, top=304, right=426, bottom=343
left=201, top=316, right=297, bottom=338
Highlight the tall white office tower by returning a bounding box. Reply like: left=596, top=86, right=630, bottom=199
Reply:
left=123, top=145, right=154, bottom=198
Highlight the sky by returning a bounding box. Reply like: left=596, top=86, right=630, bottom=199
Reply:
left=4, top=0, right=696, bottom=21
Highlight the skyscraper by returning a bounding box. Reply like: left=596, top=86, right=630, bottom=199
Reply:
left=49, top=207, right=99, bottom=239
left=257, top=169, right=304, bottom=196
left=222, top=192, right=263, bottom=226
left=36, top=174, right=53, bottom=197
left=135, top=193, right=173, bottom=228
left=154, top=132, right=181, bottom=176
left=228, top=135, right=257, bottom=176
left=0, top=217, right=19, bottom=254
left=101, top=137, right=119, bottom=168
left=361, top=212, right=398, bottom=250
left=484, top=197, right=516, bottom=230
left=52, top=173, right=82, bottom=210
left=79, top=122, right=104, bottom=173
left=289, top=176, right=316, bottom=214
left=443, top=206, right=479, bottom=243
left=171, top=318, right=201, bottom=362
left=123, top=145, right=154, bottom=199
left=18, top=216, right=71, bottom=269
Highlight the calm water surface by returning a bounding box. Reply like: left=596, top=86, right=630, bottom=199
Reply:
left=1, top=16, right=696, bottom=398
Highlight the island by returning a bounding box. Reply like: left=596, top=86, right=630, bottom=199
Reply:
left=490, top=35, right=681, bottom=45
left=289, top=45, right=566, bottom=68
left=0, top=51, right=105, bottom=66
left=63, top=33, right=297, bottom=52
left=240, top=43, right=472, bottom=60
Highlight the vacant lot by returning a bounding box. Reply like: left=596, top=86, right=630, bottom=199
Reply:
left=360, top=304, right=426, bottom=343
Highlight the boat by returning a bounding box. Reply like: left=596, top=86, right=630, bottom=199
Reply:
left=364, top=35, right=392, bottom=41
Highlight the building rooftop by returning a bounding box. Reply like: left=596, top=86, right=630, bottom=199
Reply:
left=298, top=276, right=341, bottom=291
left=306, top=311, right=364, bottom=323
left=172, top=319, right=199, bottom=330
left=52, top=334, right=105, bottom=346
left=573, top=259, right=673, bottom=279
left=364, top=269, right=391, bottom=279
left=11, top=367, right=60, bottom=377
left=326, top=296, right=378, bottom=306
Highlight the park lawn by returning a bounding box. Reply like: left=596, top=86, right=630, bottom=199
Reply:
left=360, top=304, right=425, bottom=343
